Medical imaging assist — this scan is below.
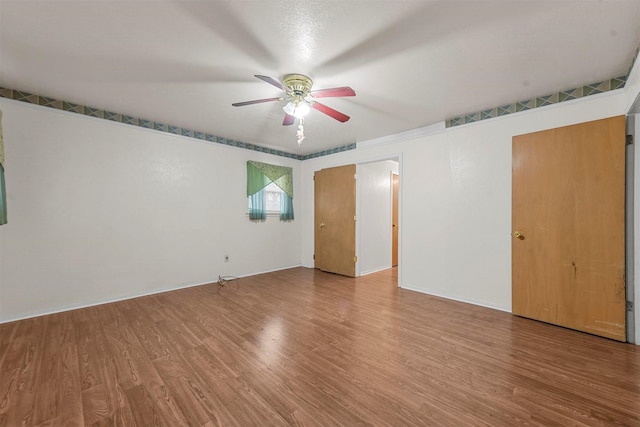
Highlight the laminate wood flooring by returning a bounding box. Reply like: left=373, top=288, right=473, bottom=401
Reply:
left=1, top=267, right=639, bottom=426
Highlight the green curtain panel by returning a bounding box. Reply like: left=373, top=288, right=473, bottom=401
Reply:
left=280, top=192, right=294, bottom=221
left=0, top=164, right=6, bottom=225
left=246, top=160, right=294, bottom=220
left=248, top=189, right=267, bottom=221
left=0, top=110, right=6, bottom=225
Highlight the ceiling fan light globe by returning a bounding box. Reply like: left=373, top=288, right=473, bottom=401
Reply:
left=294, top=101, right=310, bottom=118
left=282, top=102, right=296, bottom=115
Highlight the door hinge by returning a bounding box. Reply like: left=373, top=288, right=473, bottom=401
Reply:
left=313, top=254, right=315, bottom=260
left=353, top=256, right=358, bottom=263
left=354, top=215, right=357, bottom=221
left=354, top=174, right=357, bottom=179
left=627, top=301, right=634, bottom=312
left=626, top=135, right=633, bottom=145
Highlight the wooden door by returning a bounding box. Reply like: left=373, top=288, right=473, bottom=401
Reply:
left=314, top=165, right=357, bottom=277
left=512, top=115, right=626, bottom=341
left=392, top=173, right=399, bottom=267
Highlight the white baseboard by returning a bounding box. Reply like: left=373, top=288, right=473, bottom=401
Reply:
left=0, top=264, right=303, bottom=324
left=399, top=283, right=511, bottom=313
left=359, top=266, right=392, bottom=276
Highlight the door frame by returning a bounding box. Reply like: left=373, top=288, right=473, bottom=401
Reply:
left=392, top=171, right=399, bottom=267
left=354, top=153, right=402, bottom=284
left=626, top=114, right=637, bottom=344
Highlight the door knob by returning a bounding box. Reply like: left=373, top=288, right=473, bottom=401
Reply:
left=320, top=223, right=325, bottom=228
left=513, top=231, right=523, bottom=239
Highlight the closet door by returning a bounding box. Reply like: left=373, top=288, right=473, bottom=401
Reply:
left=512, top=115, right=626, bottom=341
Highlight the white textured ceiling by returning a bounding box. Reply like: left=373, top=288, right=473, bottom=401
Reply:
left=1, top=0, right=640, bottom=155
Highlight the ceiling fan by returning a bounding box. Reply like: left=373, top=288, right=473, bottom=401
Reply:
left=232, top=74, right=355, bottom=144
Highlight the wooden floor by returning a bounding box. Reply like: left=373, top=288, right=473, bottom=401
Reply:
left=1, top=268, right=639, bottom=426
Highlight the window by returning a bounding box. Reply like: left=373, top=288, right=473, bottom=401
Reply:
left=246, top=160, right=294, bottom=221
left=248, top=182, right=283, bottom=214
left=264, top=182, right=283, bottom=212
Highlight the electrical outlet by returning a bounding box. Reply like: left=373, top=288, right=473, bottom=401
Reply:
left=224, top=255, right=229, bottom=262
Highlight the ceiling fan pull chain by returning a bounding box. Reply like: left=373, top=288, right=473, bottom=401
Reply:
left=297, top=118, right=305, bottom=145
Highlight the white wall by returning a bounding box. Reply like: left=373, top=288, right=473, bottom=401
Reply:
left=358, top=160, right=399, bottom=275
left=301, top=91, right=629, bottom=312
left=0, top=99, right=302, bottom=322
left=2, top=70, right=640, bottom=341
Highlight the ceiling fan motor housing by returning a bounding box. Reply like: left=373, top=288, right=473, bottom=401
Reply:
left=283, top=74, right=313, bottom=97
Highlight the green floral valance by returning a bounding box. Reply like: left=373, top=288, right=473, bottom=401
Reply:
left=246, top=160, right=293, bottom=198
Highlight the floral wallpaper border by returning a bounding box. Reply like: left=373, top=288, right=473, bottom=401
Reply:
left=2, top=41, right=638, bottom=156
left=445, top=40, right=640, bottom=128
left=445, top=75, right=628, bottom=128
left=0, top=87, right=357, bottom=161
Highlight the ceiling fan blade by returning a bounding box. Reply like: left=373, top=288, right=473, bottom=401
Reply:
left=283, top=114, right=295, bottom=126
left=312, top=102, right=351, bottom=122
left=232, top=97, right=281, bottom=107
left=311, top=86, right=356, bottom=98
left=255, top=75, right=285, bottom=91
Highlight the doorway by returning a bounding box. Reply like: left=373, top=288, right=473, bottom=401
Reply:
left=356, top=158, right=400, bottom=278
left=313, top=157, right=401, bottom=283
